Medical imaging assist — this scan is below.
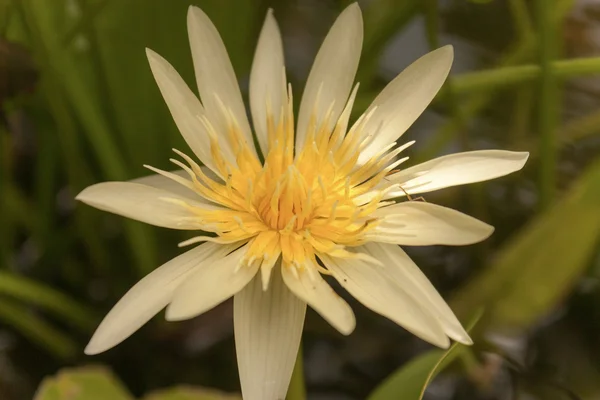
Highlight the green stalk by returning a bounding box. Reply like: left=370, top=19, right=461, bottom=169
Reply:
left=62, top=0, right=109, bottom=45
left=286, top=343, right=307, bottom=400
left=0, top=0, right=12, bottom=34
left=18, top=0, right=157, bottom=275
left=416, top=38, right=535, bottom=163
left=424, top=0, right=490, bottom=260
left=34, top=124, right=59, bottom=245
left=15, top=0, right=110, bottom=273
left=416, top=0, right=574, bottom=163
left=511, top=86, right=534, bottom=148
left=536, top=0, right=563, bottom=209
left=508, top=0, right=534, bottom=36
left=0, top=127, right=11, bottom=267
left=562, top=109, right=600, bottom=143
left=452, top=56, right=600, bottom=94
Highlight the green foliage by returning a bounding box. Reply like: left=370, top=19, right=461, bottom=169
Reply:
left=0, top=271, right=95, bottom=329
left=143, top=387, right=240, bottom=400
left=451, top=158, right=600, bottom=330
left=35, top=366, right=134, bottom=400
left=367, top=311, right=482, bottom=400
left=34, top=366, right=240, bottom=400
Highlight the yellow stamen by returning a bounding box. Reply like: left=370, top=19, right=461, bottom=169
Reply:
left=145, top=85, right=415, bottom=288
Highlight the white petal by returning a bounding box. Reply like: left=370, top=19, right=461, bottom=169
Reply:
left=357, top=46, right=453, bottom=164
left=320, top=255, right=449, bottom=348
left=281, top=263, right=355, bottom=335
left=235, top=267, right=306, bottom=400
left=385, top=150, right=530, bottom=196
left=187, top=6, right=256, bottom=157
left=370, top=201, right=494, bottom=246
left=130, top=167, right=223, bottom=203
left=250, top=10, right=286, bottom=156
left=76, top=181, right=211, bottom=230
left=165, top=243, right=257, bottom=321
left=362, top=242, right=471, bottom=344
left=296, top=3, right=363, bottom=151
left=84, top=243, right=227, bottom=355
left=146, top=49, right=222, bottom=175
left=130, top=170, right=202, bottom=201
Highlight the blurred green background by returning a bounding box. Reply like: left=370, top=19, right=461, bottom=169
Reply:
left=2, top=0, right=600, bottom=399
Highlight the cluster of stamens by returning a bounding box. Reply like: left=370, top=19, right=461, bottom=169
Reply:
left=148, top=83, right=412, bottom=287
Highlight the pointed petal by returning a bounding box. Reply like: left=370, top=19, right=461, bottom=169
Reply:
left=187, top=6, right=256, bottom=157
left=130, top=167, right=223, bottom=203
left=84, top=243, right=226, bottom=355
left=386, top=150, right=530, bottom=196
left=250, top=10, right=286, bottom=156
left=235, top=267, right=306, bottom=400
left=357, top=46, right=453, bottom=164
left=370, top=201, right=494, bottom=246
left=76, top=181, right=212, bottom=230
left=146, top=49, right=222, bottom=174
left=362, top=243, right=471, bottom=344
left=165, top=243, right=257, bottom=321
left=130, top=170, right=202, bottom=201
left=296, top=3, right=363, bottom=151
left=282, top=264, right=355, bottom=335
left=320, top=255, right=449, bottom=348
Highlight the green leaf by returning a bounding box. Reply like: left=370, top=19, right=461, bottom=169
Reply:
left=0, top=296, right=78, bottom=359
left=34, top=366, right=134, bottom=400
left=142, top=386, right=241, bottom=400
left=0, top=270, right=95, bottom=330
left=367, top=310, right=482, bottom=400
left=451, top=156, right=600, bottom=330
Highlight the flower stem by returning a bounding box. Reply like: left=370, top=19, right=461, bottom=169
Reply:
left=452, top=56, right=598, bottom=94
left=535, top=0, right=567, bottom=209
left=286, top=342, right=307, bottom=400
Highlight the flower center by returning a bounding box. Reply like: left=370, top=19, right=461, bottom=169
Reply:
left=149, top=85, right=410, bottom=285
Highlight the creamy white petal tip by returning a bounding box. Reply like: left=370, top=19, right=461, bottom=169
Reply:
left=386, top=150, right=530, bottom=196
left=84, top=243, right=227, bottom=355
left=165, top=244, right=256, bottom=321
left=321, top=254, right=450, bottom=348
left=282, top=264, right=356, bottom=335
left=296, top=2, right=363, bottom=151
left=357, top=45, right=453, bottom=163
left=76, top=182, right=204, bottom=230
left=362, top=243, right=472, bottom=345
left=371, top=202, right=494, bottom=246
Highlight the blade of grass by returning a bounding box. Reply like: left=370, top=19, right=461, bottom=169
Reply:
left=18, top=0, right=157, bottom=275
left=0, top=270, right=96, bottom=330
left=0, top=126, right=12, bottom=267
left=34, top=124, right=59, bottom=245
left=12, top=1, right=110, bottom=273
left=0, top=295, right=78, bottom=359
left=62, top=0, right=109, bottom=46
left=0, top=0, right=12, bottom=34
left=5, top=182, right=36, bottom=231
left=536, top=0, right=566, bottom=209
